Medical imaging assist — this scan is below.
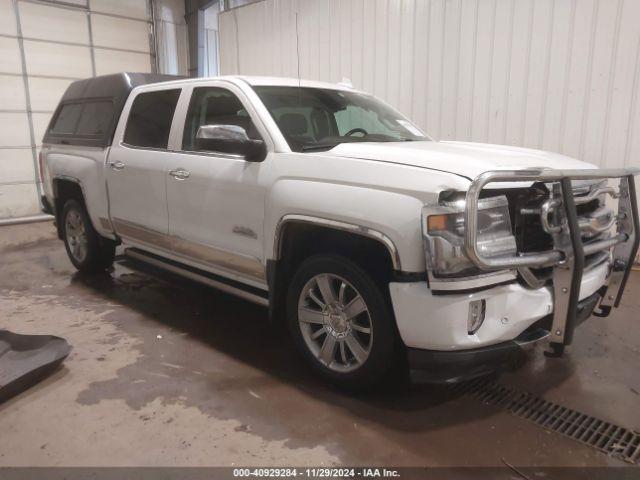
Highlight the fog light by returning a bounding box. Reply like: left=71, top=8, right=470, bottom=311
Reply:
left=468, top=299, right=486, bottom=335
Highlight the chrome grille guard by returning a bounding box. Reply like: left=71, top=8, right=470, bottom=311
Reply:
left=464, top=167, right=640, bottom=355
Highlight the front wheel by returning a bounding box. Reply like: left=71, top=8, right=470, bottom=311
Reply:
left=286, top=255, right=398, bottom=390
left=61, top=199, right=115, bottom=273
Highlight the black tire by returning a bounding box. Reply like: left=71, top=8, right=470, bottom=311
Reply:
left=61, top=199, right=115, bottom=273
left=286, top=254, right=397, bottom=390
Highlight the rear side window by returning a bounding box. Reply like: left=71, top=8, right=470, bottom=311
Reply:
left=50, top=103, right=83, bottom=134
left=123, top=89, right=181, bottom=149
left=76, top=101, right=114, bottom=136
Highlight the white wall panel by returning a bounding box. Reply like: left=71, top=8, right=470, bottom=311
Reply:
left=0, top=0, right=16, bottom=36
left=90, top=0, right=147, bottom=20
left=156, top=19, right=188, bottom=75
left=27, top=77, right=74, bottom=111
left=0, top=183, right=39, bottom=218
left=0, top=113, right=30, bottom=147
left=604, top=0, right=640, bottom=169
left=219, top=9, right=238, bottom=74
left=19, top=1, right=89, bottom=44
left=220, top=0, right=640, bottom=173
left=540, top=0, right=573, bottom=154
left=91, top=14, right=150, bottom=52
left=155, top=0, right=188, bottom=76
left=156, top=0, right=184, bottom=23
left=0, top=74, right=27, bottom=110
left=31, top=113, right=52, bottom=146
left=23, top=40, right=92, bottom=78
left=579, top=0, right=620, bottom=165
left=0, top=148, right=35, bottom=184
left=0, top=36, right=23, bottom=74
left=0, top=0, right=187, bottom=219
left=94, top=48, right=151, bottom=75
left=485, top=0, right=512, bottom=145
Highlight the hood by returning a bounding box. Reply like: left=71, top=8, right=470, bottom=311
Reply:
left=326, top=140, right=597, bottom=180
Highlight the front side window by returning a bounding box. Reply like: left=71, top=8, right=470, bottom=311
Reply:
left=253, top=86, right=429, bottom=152
left=123, top=89, right=181, bottom=149
left=182, top=87, right=260, bottom=151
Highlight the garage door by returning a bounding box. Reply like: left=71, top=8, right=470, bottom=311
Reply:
left=0, top=0, right=155, bottom=220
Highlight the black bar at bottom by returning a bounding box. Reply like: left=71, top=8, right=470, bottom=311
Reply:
left=0, top=467, right=636, bottom=480
left=559, top=177, right=585, bottom=347
left=614, top=175, right=640, bottom=307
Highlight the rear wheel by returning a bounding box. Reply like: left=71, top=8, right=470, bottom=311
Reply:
left=286, top=254, right=397, bottom=390
left=61, top=199, right=115, bottom=273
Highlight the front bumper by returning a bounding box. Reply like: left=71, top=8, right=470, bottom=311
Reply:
left=389, top=258, right=609, bottom=351
left=407, top=291, right=601, bottom=383
left=395, top=167, right=638, bottom=380
left=461, top=167, right=638, bottom=352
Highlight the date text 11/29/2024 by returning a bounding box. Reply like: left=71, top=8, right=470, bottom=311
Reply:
left=232, top=468, right=400, bottom=478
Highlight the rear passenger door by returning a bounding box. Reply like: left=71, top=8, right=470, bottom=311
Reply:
left=107, top=88, right=181, bottom=249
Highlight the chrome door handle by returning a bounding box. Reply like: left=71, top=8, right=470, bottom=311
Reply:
left=169, top=168, right=190, bottom=180
left=109, top=161, right=125, bottom=171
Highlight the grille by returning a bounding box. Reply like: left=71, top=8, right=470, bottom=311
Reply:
left=499, top=181, right=614, bottom=278
left=457, top=380, right=640, bottom=464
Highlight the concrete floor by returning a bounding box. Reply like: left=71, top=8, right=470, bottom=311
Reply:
left=0, top=221, right=638, bottom=467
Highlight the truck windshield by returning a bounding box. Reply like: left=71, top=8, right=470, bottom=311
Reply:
left=253, top=86, right=429, bottom=152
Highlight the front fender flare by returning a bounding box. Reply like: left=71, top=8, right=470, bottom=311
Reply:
left=273, top=214, right=402, bottom=270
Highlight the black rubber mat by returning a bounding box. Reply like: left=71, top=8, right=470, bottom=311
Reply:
left=0, top=330, right=72, bottom=403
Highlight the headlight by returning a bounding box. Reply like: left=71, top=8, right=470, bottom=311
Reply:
left=423, top=194, right=517, bottom=278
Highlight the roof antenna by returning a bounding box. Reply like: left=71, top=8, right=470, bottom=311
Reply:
left=294, top=9, right=302, bottom=104
left=295, top=10, right=301, bottom=88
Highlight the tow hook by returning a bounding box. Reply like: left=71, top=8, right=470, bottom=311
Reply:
left=612, top=259, right=628, bottom=272
left=593, top=260, right=626, bottom=317
left=592, top=305, right=612, bottom=318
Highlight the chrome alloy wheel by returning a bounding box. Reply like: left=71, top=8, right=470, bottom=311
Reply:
left=297, top=273, right=373, bottom=372
left=65, top=209, right=88, bottom=263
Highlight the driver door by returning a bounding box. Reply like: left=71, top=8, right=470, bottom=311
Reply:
left=164, top=84, right=269, bottom=287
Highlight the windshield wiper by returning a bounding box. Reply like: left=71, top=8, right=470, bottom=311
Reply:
left=302, top=143, right=342, bottom=152
left=301, top=137, right=420, bottom=152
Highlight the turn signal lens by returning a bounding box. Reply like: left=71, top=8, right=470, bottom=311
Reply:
left=427, top=214, right=447, bottom=232
left=424, top=195, right=516, bottom=276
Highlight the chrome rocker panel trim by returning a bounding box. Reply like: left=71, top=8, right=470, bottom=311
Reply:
left=124, top=248, right=269, bottom=307
left=112, top=217, right=267, bottom=289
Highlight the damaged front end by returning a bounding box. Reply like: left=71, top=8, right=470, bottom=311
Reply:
left=458, top=167, right=639, bottom=356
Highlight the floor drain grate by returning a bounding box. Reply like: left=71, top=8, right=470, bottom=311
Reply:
left=457, top=379, right=640, bottom=465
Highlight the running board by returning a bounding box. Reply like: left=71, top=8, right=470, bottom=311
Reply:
left=123, top=248, right=269, bottom=307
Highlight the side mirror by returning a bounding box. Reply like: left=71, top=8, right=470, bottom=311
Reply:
left=195, top=125, right=266, bottom=162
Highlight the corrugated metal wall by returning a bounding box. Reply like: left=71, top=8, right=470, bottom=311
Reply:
left=0, top=0, right=187, bottom=220
left=219, top=0, right=640, bottom=174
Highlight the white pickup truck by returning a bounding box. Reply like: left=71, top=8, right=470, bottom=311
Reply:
left=40, top=72, right=639, bottom=389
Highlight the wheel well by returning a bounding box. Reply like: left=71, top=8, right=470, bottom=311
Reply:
left=52, top=179, right=84, bottom=239
left=279, top=222, right=394, bottom=284
left=268, top=221, right=395, bottom=323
